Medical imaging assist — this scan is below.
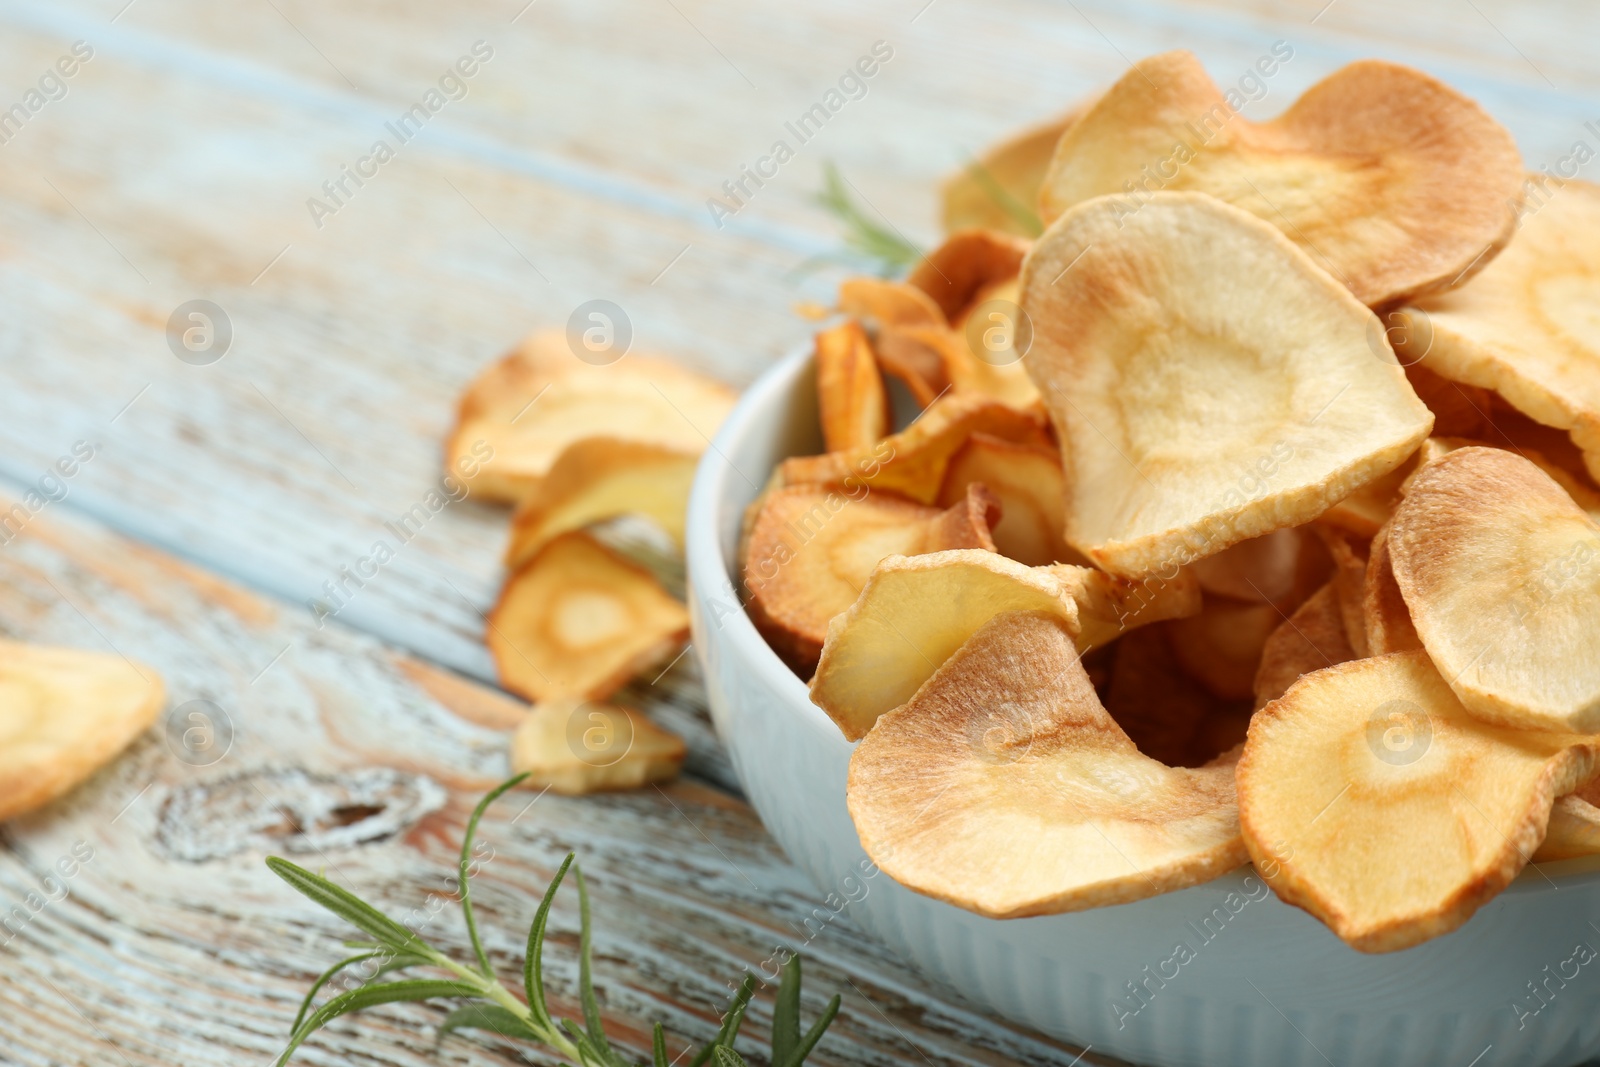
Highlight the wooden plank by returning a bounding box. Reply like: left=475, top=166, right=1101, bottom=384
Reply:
left=0, top=485, right=1114, bottom=1067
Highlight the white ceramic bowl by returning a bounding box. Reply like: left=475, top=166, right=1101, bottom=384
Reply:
left=686, top=345, right=1600, bottom=1067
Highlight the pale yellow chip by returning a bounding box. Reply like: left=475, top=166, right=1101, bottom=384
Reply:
left=446, top=330, right=734, bottom=503
left=504, top=439, right=698, bottom=570
left=1389, top=446, right=1600, bottom=732
left=1398, top=180, right=1600, bottom=481
left=1040, top=52, right=1523, bottom=307
left=488, top=531, right=688, bottom=703
left=1535, top=794, right=1600, bottom=863
left=809, top=549, right=1198, bottom=740
left=1239, top=651, right=1600, bottom=952
left=742, top=484, right=998, bottom=675
left=814, top=319, right=890, bottom=453
left=0, top=641, right=165, bottom=822
left=510, top=698, right=686, bottom=795
left=849, top=610, right=1245, bottom=917
left=940, top=103, right=1093, bottom=236
left=1021, top=192, right=1433, bottom=577
left=1187, top=526, right=1331, bottom=610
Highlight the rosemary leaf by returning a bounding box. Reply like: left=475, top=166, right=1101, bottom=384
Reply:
left=769, top=956, right=801, bottom=1066
left=290, top=950, right=430, bottom=1035
left=524, top=851, right=576, bottom=1037
left=438, top=1003, right=545, bottom=1043
left=460, top=772, right=530, bottom=975
left=267, top=857, right=434, bottom=958
left=653, top=1023, right=670, bottom=1067
left=575, top=864, right=630, bottom=1067
left=778, top=995, right=842, bottom=1067
left=274, top=979, right=482, bottom=1067
left=690, top=975, right=755, bottom=1067
left=815, top=161, right=923, bottom=278
left=713, top=1046, right=750, bottom=1067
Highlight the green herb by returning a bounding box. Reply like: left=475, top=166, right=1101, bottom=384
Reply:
left=811, top=161, right=924, bottom=278
left=268, top=774, right=841, bottom=1066
left=957, top=156, right=1044, bottom=237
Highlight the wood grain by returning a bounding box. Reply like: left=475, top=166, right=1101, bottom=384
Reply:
left=0, top=489, right=1114, bottom=1066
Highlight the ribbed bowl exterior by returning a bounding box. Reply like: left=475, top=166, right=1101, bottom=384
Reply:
left=687, top=346, right=1600, bottom=1067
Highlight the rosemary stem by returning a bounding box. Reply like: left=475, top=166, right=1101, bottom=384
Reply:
left=433, top=953, right=584, bottom=1061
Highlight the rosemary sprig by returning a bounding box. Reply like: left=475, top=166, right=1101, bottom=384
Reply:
left=267, top=773, right=840, bottom=1067
left=811, top=161, right=924, bottom=278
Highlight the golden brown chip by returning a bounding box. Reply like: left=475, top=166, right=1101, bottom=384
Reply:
left=809, top=550, right=1196, bottom=740
left=778, top=392, right=1047, bottom=505
left=446, top=331, right=734, bottom=503
left=908, top=229, right=1029, bottom=324
left=1398, top=180, right=1600, bottom=481
left=743, top=484, right=999, bottom=675
left=1039, top=52, right=1523, bottom=307
left=488, top=531, right=688, bottom=703
left=0, top=642, right=165, bottom=822
left=1251, top=582, right=1358, bottom=711
left=1021, top=192, right=1434, bottom=577
left=1238, top=651, right=1600, bottom=951
left=1166, top=597, right=1283, bottom=701
left=940, top=103, right=1093, bottom=236
left=814, top=320, right=890, bottom=453
left=1389, top=446, right=1600, bottom=732
left=1363, top=520, right=1423, bottom=656
left=848, top=610, right=1246, bottom=917
left=503, top=439, right=698, bottom=570
left=510, top=698, right=686, bottom=794
left=936, top=433, right=1082, bottom=566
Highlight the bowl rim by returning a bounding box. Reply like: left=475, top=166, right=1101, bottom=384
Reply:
left=685, top=342, right=1600, bottom=893
left=685, top=343, right=823, bottom=725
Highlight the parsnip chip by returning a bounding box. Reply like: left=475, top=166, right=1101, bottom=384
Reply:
left=1363, top=521, right=1422, bottom=656
left=1187, top=527, right=1331, bottom=610
left=1238, top=651, right=1600, bottom=952
left=849, top=610, right=1246, bottom=917
left=936, top=433, right=1082, bottom=566
left=1167, top=597, right=1282, bottom=701
left=1106, top=624, right=1252, bottom=765
left=1389, top=446, right=1600, bottom=732
left=814, top=320, right=890, bottom=453
left=447, top=331, right=734, bottom=503
left=1316, top=526, right=1371, bottom=657
left=908, top=230, right=1029, bottom=324
left=0, top=642, right=165, bottom=822
left=1021, top=193, right=1433, bottom=577
left=744, top=485, right=999, bottom=674
left=1252, top=582, right=1358, bottom=711
left=809, top=550, right=1197, bottom=740
left=489, top=531, right=688, bottom=703
left=1399, top=180, right=1600, bottom=481
left=1318, top=457, right=1417, bottom=539
left=504, top=439, right=697, bottom=570
left=838, top=277, right=945, bottom=329
left=940, top=103, right=1091, bottom=236
left=1039, top=52, right=1523, bottom=307
left=510, top=698, right=685, bottom=795
left=1403, top=362, right=1492, bottom=439
left=778, top=392, right=1046, bottom=504
left=1535, top=794, right=1600, bottom=863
